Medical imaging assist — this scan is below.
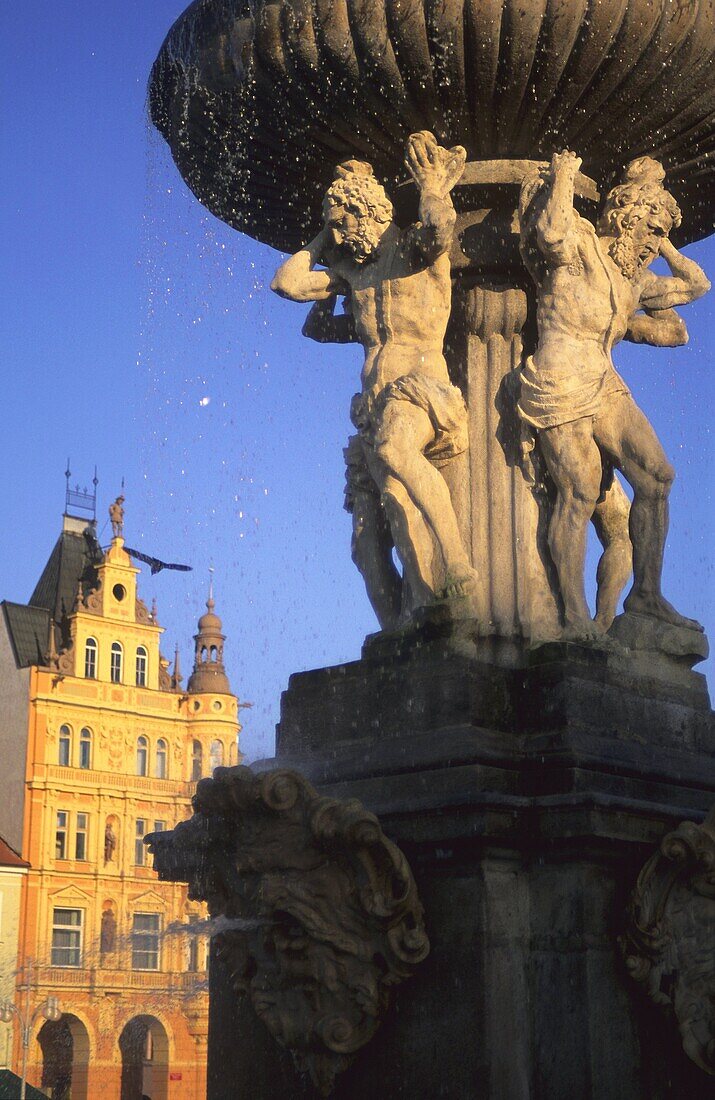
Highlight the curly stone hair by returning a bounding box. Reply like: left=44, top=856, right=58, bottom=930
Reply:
left=323, top=160, right=394, bottom=225
left=599, top=156, right=681, bottom=238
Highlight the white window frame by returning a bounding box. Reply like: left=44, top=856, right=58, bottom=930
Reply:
left=110, top=642, right=123, bottom=684
left=84, top=638, right=97, bottom=679
left=55, top=811, right=68, bottom=861
left=75, top=813, right=88, bottom=861
left=51, top=907, right=83, bottom=968
left=131, top=912, right=161, bottom=971
left=136, top=646, right=148, bottom=687
left=58, top=725, right=72, bottom=767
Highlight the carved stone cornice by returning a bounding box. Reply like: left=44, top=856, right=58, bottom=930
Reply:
left=622, top=806, right=715, bottom=1076
left=146, top=766, right=429, bottom=1095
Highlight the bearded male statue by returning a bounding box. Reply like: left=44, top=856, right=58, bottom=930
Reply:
left=518, top=152, right=710, bottom=641
left=272, top=132, right=477, bottom=629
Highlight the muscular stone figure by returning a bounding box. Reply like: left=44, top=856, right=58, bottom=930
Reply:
left=518, top=152, right=709, bottom=639
left=272, top=132, right=476, bottom=625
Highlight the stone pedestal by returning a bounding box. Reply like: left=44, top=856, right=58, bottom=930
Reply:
left=206, top=624, right=714, bottom=1099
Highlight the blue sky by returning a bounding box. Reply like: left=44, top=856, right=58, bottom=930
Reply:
left=1, top=3, right=713, bottom=761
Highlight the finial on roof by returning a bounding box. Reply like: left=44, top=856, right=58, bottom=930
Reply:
left=171, top=643, right=183, bottom=692
left=45, top=619, right=59, bottom=670
left=151, top=597, right=159, bottom=625
left=74, top=579, right=84, bottom=613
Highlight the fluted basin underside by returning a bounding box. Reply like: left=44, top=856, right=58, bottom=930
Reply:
left=151, top=0, right=715, bottom=251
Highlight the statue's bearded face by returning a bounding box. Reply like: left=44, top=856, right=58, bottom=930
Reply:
left=324, top=203, right=386, bottom=263
left=602, top=200, right=673, bottom=281
left=609, top=207, right=671, bottom=281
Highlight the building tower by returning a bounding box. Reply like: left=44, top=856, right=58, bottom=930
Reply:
left=0, top=484, right=244, bottom=1100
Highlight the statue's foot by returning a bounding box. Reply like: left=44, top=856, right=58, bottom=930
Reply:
left=438, top=569, right=479, bottom=601
left=623, top=592, right=704, bottom=633
left=562, top=616, right=606, bottom=643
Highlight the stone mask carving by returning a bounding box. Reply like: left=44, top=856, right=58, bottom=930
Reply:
left=621, top=806, right=715, bottom=1076
left=146, top=767, right=429, bottom=1095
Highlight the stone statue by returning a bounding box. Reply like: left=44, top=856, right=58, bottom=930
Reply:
left=518, top=152, right=710, bottom=640
left=272, top=132, right=477, bottom=627
left=146, top=767, right=429, bottom=1096
left=622, top=805, right=715, bottom=1077
left=100, top=906, right=117, bottom=956
left=104, top=820, right=116, bottom=863
left=109, top=495, right=125, bottom=537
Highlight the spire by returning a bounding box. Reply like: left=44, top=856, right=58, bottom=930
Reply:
left=187, top=574, right=231, bottom=695
left=45, top=619, right=59, bottom=670
left=171, top=643, right=183, bottom=692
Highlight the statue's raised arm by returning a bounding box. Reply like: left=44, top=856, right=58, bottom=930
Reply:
left=403, top=131, right=466, bottom=262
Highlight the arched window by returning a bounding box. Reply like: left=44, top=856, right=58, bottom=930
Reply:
left=209, top=645, right=217, bottom=661
left=79, top=728, right=92, bottom=770
left=110, top=643, right=123, bottom=684
left=84, top=638, right=97, bottom=679
left=155, top=739, right=168, bottom=780
left=58, top=725, right=72, bottom=767
left=136, top=736, right=148, bottom=777
left=135, top=646, right=148, bottom=687
left=210, top=740, right=224, bottom=771
left=191, top=741, right=203, bottom=782
left=229, top=740, right=239, bottom=767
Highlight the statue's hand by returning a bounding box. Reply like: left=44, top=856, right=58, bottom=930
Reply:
left=405, top=131, right=466, bottom=197
left=548, top=150, right=582, bottom=181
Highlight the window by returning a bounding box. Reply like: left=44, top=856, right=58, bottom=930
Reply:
left=75, top=813, right=88, bottom=861
left=84, top=638, right=97, bottom=679
left=153, top=821, right=166, bottom=834
left=136, top=646, right=148, bottom=687
left=155, top=739, right=168, bottom=780
left=110, top=642, right=123, bottom=684
left=135, top=819, right=146, bottom=865
left=191, top=741, right=203, bottom=781
left=136, top=736, right=148, bottom=777
left=79, top=728, right=91, bottom=769
left=210, top=740, right=224, bottom=771
left=51, top=908, right=83, bottom=967
left=55, top=812, right=68, bottom=860
left=59, top=725, right=71, bottom=767
left=132, top=913, right=161, bottom=970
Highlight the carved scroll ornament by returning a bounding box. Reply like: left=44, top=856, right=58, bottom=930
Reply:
left=622, top=806, right=715, bottom=1076
left=146, top=767, right=429, bottom=1095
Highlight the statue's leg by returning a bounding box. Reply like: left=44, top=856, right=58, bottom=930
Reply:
left=538, top=418, right=604, bottom=639
left=363, top=444, right=437, bottom=611
left=593, top=397, right=702, bottom=631
left=592, top=476, right=633, bottom=631
left=372, top=400, right=476, bottom=596
left=350, top=489, right=403, bottom=631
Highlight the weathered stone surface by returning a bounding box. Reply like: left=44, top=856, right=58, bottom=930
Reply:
left=197, top=636, right=715, bottom=1099
left=622, top=805, right=715, bottom=1078
left=146, top=768, right=428, bottom=1096
left=611, top=610, right=710, bottom=665
left=149, top=1, right=715, bottom=253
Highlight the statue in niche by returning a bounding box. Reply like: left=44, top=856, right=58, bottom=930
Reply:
left=518, top=152, right=710, bottom=640
left=272, top=132, right=476, bottom=630
left=104, top=820, right=117, bottom=864
left=100, top=906, right=117, bottom=956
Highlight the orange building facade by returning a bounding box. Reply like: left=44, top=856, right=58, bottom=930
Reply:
left=0, top=506, right=243, bottom=1099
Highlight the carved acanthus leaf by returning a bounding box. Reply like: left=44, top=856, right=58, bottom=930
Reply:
left=622, top=806, right=715, bottom=1076
left=146, top=766, right=429, bottom=1095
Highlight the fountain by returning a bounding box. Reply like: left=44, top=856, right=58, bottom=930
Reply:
left=146, top=3, right=715, bottom=1097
